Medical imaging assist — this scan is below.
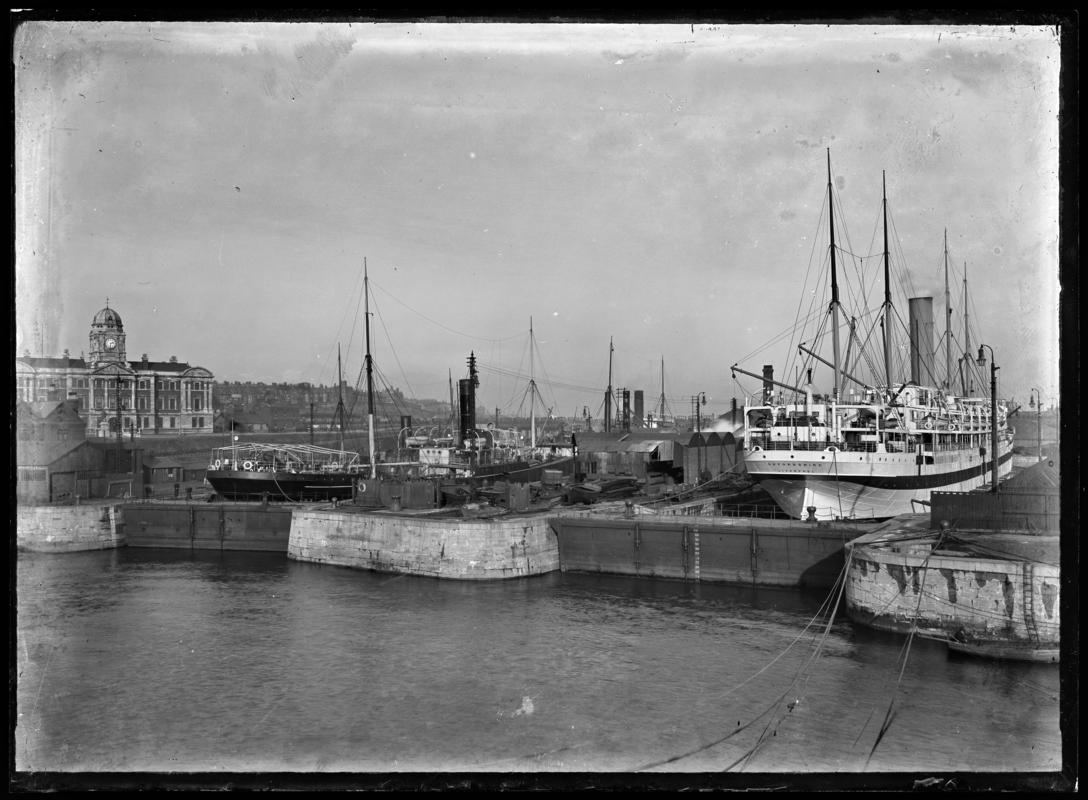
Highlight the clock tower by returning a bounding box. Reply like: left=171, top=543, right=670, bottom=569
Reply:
left=89, top=301, right=127, bottom=365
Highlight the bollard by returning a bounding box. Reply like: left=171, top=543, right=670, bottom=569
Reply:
left=624, top=500, right=635, bottom=519
left=391, top=495, right=402, bottom=512
left=806, top=506, right=817, bottom=522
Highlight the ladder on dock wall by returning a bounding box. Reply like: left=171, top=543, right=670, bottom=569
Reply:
left=1022, top=563, right=1040, bottom=645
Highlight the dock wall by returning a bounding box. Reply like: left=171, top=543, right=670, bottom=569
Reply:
left=288, top=509, right=560, bottom=579
left=17, top=504, right=125, bottom=552
left=549, top=514, right=856, bottom=589
left=845, top=542, right=1060, bottom=643
left=123, top=501, right=294, bottom=551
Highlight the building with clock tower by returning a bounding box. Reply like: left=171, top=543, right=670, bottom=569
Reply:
left=88, top=302, right=127, bottom=366
left=16, top=302, right=215, bottom=438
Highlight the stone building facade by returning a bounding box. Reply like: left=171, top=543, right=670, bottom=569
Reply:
left=15, top=303, right=215, bottom=437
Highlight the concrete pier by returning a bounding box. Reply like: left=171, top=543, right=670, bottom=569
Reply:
left=845, top=520, right=1060, bottom=645
left=288, top=507, right=561, bottom=579
left=17, top=503, right=125, bottom=552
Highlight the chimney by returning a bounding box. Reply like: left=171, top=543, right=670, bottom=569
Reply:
left=908, top=297, right=935, bottom=386
left=762, top=365, right=775, bottom=404
left=169, top=355, right=178, bottom=363
left=458, top=352, right=478, bottom=445
left=142, top=354, right=149, bottom=363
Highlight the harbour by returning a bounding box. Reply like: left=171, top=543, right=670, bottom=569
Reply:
left=13, top=18, right=1070, bottom=790
left=15, top=546, right=1062, bottom=780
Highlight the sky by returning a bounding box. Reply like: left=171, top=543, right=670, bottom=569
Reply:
left=14, top=19, right=1065, bottom=422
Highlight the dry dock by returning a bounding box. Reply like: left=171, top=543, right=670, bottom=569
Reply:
left=52, top=498, right=878, bottom=591
left=549, top=510, right=868, bottom=590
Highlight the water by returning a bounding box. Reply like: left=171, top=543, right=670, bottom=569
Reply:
left=15, top=548, right=1062, bottom=778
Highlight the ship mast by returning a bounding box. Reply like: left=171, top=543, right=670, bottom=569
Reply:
left=604, top=337, right=614, bottom=433
left=944, top=229, right=952, bottom=391
left=336, top=343, right=346, bottom=452
left=658, top=357, right=666, bottom=423
left=963, top=261, right=972, bottom=396
left=448, top=369, right=456, bottom=433
left=529, top=317, right=536, bottom=448
left=827, top=150, right=842, bottom=402
left=882, top=170, right=893, bottom=399
left=364, top=258, right=376, bottom=479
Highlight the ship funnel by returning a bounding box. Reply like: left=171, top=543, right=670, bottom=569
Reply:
left=458, top=352, right=479, bottom=445
left=908, top=297, right=935, bottom=386
left=762, top=365, right=774, bottom=404
left=633, top=390, right=644, bottom=428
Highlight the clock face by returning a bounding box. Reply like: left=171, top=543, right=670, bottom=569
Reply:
left=105, top=338, right=116, bottom=350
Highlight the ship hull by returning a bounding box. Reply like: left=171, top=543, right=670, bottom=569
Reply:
left=745, top=444, right=1015, bottom=520
left=206, top=469, right=357, bottom=502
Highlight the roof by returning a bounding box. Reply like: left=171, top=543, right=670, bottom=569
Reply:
left=16, top=439, right=90, bottom=467
left=1004, top=457, right=1060, bottom=492
left=17, top=399, right=82, bottom=421
left=144, top=453, right=212, bottom=469
left=93, top=306, right=124, bottom=327
left=16, top=356, right=89, bottom=369
left=127, top=360, right=193, bottom=372
left=573, top=431, right=677, bottom=459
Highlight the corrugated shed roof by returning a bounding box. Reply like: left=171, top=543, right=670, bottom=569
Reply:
left=572, top=431, right=677, bottom=460
left=1004, top=457, right=1060, bottom=492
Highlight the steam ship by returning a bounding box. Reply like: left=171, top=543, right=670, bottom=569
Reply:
left=731, top=153, right=1013, bottom=521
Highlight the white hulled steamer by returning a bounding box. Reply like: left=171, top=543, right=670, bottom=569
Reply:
left=732, top=154, right=1014, bottom=521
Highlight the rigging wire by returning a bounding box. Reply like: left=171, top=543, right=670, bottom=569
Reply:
left=368, top=278, right=522, bottom=344
left=859, top=529, right=950, bottom=768
left=632, top=557, right=852, bottom=771
left=369, top=290, right=418, bottom=405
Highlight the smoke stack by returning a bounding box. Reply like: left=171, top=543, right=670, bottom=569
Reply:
left=458, top=352, right=479, bottom=445
left=633, top=390, right=644, bottom=428
left=908, top=297, right=935, bottom=386
left=762, top=365, right=774, bottom=404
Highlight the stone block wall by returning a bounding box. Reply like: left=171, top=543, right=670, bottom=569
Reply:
left=288, top=509, right=560, bottom=579
left=845, top=546, right=1060, bottom=643
left=17, top=504, right=125, bottom=552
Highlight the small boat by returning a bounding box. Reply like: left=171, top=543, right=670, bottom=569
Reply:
left=947, top=637, right=1059, bottom=664
left=205, top=442, right=364, bottom=501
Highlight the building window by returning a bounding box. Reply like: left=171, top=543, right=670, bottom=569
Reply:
left=169, top=398, right=177, bottom=411
left=169, top=417, right=176, bottom=428
left=144, top=416, right=150, bottom=428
